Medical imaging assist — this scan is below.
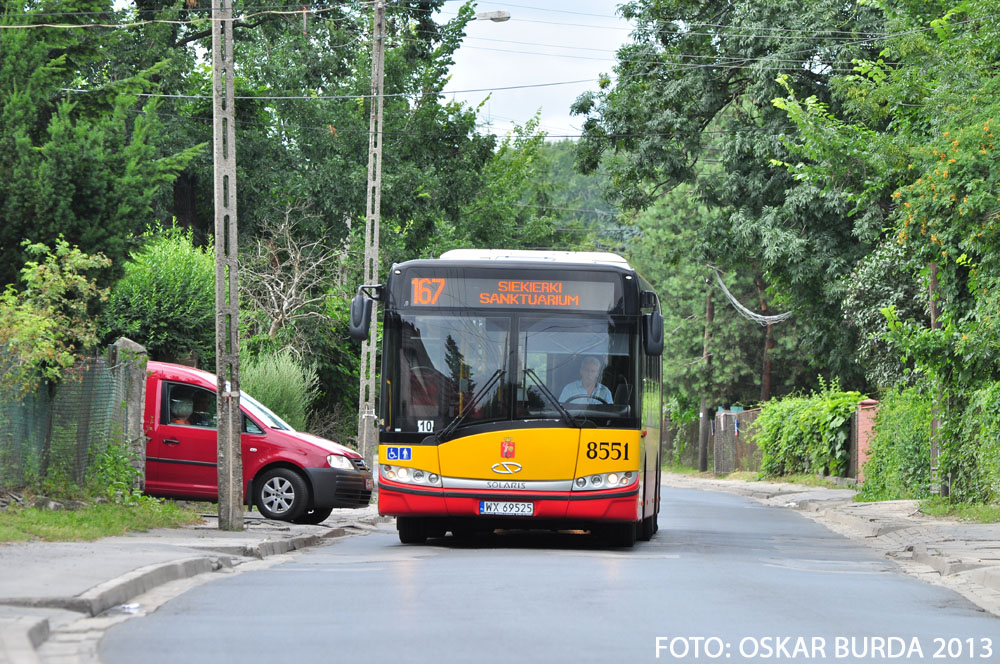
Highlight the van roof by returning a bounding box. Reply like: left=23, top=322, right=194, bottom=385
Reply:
left=147, top=361, right=218, bottom=389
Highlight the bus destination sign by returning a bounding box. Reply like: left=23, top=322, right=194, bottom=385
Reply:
left=409, top=276, right=618, bottom=311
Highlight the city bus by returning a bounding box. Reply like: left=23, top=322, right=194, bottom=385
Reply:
left=349, top=249, right=663, bottom=547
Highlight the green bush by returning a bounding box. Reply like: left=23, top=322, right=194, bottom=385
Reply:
left=756, top=380, right=865, bottom=478
left=944, top=381, right=1000, bottom=503
left=100, top=224, right=214, bottom=365
left=240, top=351, right=319, bottom=432
left=857, top=387, right=932, bottom=501
left=0, top=239, right=109, bottom=394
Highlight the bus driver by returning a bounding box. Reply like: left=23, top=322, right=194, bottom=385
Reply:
left=559, top=356, right=612, bottom=404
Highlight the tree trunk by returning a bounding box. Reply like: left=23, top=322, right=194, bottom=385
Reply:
left=698, top=290, right=714, bottom=472
left=761, top=323, right=774, bottom=402
left=928, top=263, right=946, bottom=496
left=756, top=275, right=773, bottom=402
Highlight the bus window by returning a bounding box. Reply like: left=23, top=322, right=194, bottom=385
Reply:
left=516, top=316, right=636, bottom=423
left=393, top=314, right=509, bottom=435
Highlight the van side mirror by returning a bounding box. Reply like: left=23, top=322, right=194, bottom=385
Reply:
left=348, top=293, right=373, bottom=341
left=643, top=311, right=664, bottom=356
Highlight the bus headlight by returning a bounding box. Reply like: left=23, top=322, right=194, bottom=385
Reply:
left=571, top=471, right=637, bottom=491
left=380, top=464, right=442, bottom=487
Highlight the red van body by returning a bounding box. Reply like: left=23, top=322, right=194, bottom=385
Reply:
left=143, top=361, right=372, bottom=523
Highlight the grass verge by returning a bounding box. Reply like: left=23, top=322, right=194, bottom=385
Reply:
left=662, top=465, right=849, bottom=490
left=660, top=462, right=702, bottom=475
left=919, top=496, right=1000, bottom=523
left=0, top=499, right=204, bottom=543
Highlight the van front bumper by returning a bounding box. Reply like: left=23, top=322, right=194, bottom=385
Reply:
left=304, top=467, right=374, bottom=508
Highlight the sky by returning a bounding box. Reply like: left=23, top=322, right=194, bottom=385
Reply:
left=439, top=1, right=634, bottom=138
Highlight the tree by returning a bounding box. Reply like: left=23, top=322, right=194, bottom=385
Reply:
left=0, top=238, right=110, bottom=394
left=100, top=225, right=215, bottom=365
left=240, top=206, right=342, bottom=346
left=0, top=1, right=202, bottom=286
left=572, top=0, right=887, bottom=389
left=626, top=184, right=815, bottom=414
left=768, top=0, right=1000, bottom=500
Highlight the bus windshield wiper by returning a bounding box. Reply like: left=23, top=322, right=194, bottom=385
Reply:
left=433, top=369, right=506, bottom=443
left=523, top=368, right=579, bottom=428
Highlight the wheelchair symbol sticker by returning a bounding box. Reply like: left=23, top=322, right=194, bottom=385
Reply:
left=386, top=446, right=411, bottom=461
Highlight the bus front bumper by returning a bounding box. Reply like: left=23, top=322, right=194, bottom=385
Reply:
left=377, top=481, right=640, bottom=522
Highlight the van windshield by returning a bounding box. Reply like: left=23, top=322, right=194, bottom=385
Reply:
left=241, top=392, right=294, bottom=431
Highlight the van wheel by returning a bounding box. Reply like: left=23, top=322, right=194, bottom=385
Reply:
left=293, top=507, right=333, bottom=525
left=255, top=468, right=309, bottom=521
left=397, top=517, right=427, bottom=544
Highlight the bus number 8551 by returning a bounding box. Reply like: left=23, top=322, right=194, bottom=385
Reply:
left=587, top=441, right=629, bottom=461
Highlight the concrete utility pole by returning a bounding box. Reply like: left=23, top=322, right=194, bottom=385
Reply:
left=212, top=0, right=243, bottom=530
left=355, top=4, right=512, bottom=466
left=357, top=0, right=387, bottom=467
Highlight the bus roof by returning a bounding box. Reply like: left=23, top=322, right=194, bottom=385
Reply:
left=438, top=249, right=632, bottom=270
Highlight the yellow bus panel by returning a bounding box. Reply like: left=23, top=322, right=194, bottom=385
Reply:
left=437, top=428, right=580, bottom=480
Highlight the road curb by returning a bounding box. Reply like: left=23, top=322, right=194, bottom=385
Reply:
left=3, top=523, right=355, bottom=662
left=910, top=543, right=990, bottom=577
left=0, top=615, right=49, bottom=664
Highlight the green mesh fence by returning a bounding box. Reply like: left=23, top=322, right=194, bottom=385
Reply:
left=0, top=354, right=129, bottom=490
left=663, top=420, right=708, bottom=469
left=713, top=408, right=762, bottom=475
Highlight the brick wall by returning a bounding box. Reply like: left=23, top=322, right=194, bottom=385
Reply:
left=852, top=399, right=880, bottom=482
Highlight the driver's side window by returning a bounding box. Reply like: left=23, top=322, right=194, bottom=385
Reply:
left=163, top=383, right=216, bottom=427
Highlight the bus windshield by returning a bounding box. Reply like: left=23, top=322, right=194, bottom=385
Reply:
left=392, top=314, right=511, bottom=436
left=385, top=312, right=636, bottom=436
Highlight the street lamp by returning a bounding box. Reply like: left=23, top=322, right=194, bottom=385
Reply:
left=475, top=9, right=510, bottom=22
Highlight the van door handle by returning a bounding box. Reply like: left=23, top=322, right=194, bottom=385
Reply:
left=163, top=439, right=181, bottom=446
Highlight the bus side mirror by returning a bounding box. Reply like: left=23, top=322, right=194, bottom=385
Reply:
left=348, top=293, right=373, bottom=341
left=643, top=312, right=664, bottom=356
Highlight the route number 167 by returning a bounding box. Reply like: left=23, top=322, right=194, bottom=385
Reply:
left=412, top=278, right=445, bottom=305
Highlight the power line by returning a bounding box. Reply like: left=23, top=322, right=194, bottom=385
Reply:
left=458, top=43, right=893, bottom=68
left=0, top=4, right=373, bottom=30
left=1, top=3, right=370, bottom=19
left=60, top=52, right=866, bottom=103
left=120, top=106, right=796, bottom=140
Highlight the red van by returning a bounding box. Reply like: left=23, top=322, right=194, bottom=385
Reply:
left=143, top=361, right=373, bottom=523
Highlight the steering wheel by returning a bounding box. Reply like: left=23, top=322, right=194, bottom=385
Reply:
left=409, top=365, right=436, bottom=376
left=563, top=394, right=609, bottom=405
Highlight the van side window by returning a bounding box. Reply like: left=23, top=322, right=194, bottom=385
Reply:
left=244, top=416, right=264, bottom=435
left=163, top=383, right=216, bottom=428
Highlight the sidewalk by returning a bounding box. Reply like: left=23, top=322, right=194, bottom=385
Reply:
left=663, top=472, right=1000, bottom=618
left=0, top=505, right=387, bottom=664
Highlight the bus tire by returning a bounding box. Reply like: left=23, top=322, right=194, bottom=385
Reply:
left=639, top=514, right=656, bottom=541
left=397, top=517, right=427, bottom=544
left=608, top=521, right=636, bottom=548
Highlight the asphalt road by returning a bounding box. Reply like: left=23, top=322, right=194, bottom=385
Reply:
left=99, top=487, right=1000, bottom=663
